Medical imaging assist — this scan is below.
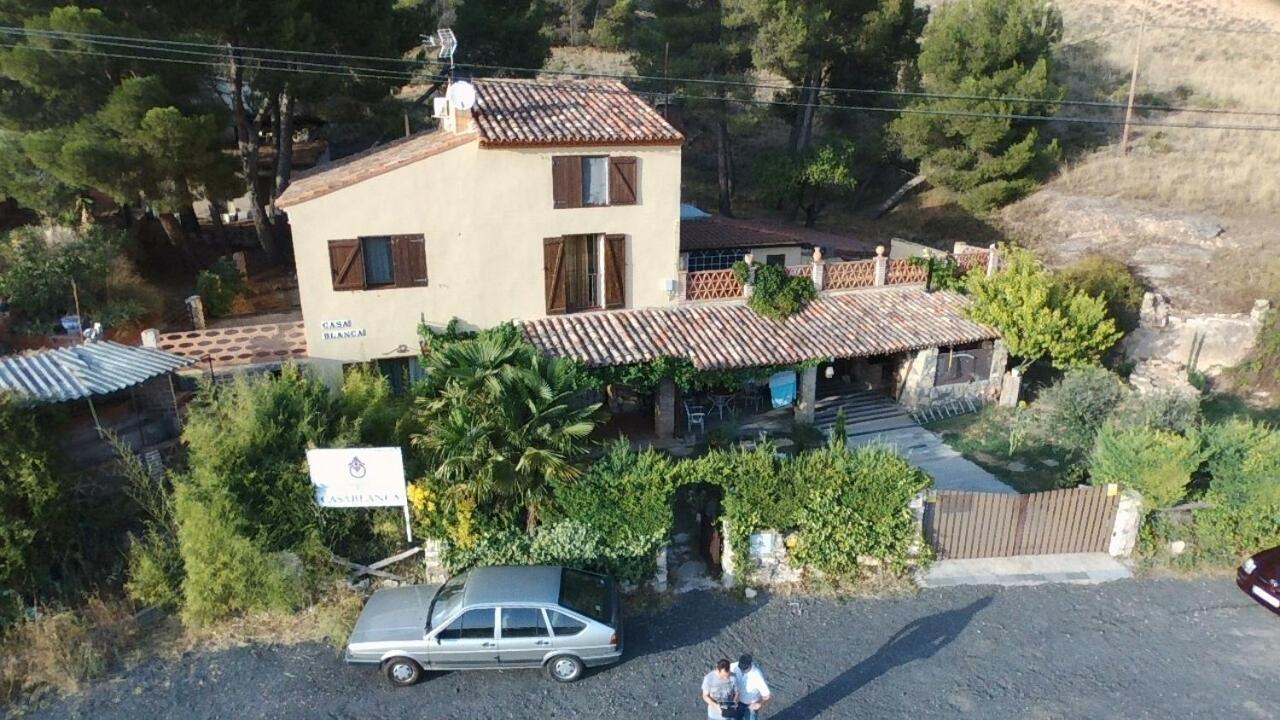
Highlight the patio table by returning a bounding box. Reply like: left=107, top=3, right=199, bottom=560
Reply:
left=709, top=392, right=735, bottom=419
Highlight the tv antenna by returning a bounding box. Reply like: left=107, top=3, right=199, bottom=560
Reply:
left=420, top=28, right=458, bottom=71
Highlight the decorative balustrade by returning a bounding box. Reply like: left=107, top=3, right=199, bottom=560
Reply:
left=823, top=259, right=877, bottom=290
left=684, top=268, right=744, bottom=301
left=680, top=244, right=998, bottom=302
left=886, top=258, right=930, bottom=285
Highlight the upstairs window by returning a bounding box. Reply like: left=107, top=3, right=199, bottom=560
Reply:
left=553, top=156, right=637, bottom=208
left=328, top=235, right=427, bottom=291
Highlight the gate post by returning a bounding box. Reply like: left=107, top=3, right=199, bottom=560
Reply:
left=1108, top=487, right=1143, bottom=557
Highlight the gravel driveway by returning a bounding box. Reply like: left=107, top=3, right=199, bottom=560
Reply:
left=18, top=577, right=1280, bottom=719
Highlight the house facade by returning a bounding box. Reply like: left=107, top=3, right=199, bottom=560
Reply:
left=277, top=79, right=685, bottom=380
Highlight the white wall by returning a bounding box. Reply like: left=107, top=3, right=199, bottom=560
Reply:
left=285, top=140, right=683, bottom=364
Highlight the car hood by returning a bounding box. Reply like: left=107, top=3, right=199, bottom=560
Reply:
left=348, top=585, right=439, bottom=646
left=1252, top=546, right=1280, bottom=575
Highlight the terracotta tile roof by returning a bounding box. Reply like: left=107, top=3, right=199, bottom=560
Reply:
left=681, top=216, right=877, bottom=258
left=472, top=79, right=683, bottom=147
left=277, top=131, right=475, bottom=208
left=521, top=285, right=997, bottom=370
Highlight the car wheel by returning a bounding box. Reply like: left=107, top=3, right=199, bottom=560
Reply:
left=382, top=657, right=422, bottom=687
left=546, top=654, right=584, bottom=683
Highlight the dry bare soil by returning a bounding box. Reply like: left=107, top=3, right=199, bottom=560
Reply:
left=1003, top=0, right=1280, bottom=313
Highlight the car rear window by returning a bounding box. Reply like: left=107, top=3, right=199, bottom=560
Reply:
left=558, top=569, right=612, bottom=626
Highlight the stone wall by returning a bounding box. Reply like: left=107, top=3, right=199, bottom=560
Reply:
left=1123, top=292, right=1270, bottom=378
left=898, top=340, right=1008, bottom=410
left=1108, top=489, right=1143, bottom=558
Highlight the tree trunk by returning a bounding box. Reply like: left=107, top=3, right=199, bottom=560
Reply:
left=156, top=212, right=195, bottom=268
left=795, top=81, right=820, bottom=157
left=273, top=87, right=294, bottom=205
left=229, top=51, right=278, bottom=262
left=179, top=203, right=200, bottom=236
left=525, top=503, right=540, bottom=533
left=715, top=111, right=734, bottom=217
left=870, top=173, right=927, bottom=219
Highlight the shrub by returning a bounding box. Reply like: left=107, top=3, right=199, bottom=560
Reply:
left=1195, top=420, right=1280, bottom=562
left=194, top=257, right=245, bottom=318
left=1088, top=423, right=1201, bottom=509
left=0, top=396, right=65, bottom=627
left=1110, top=390, right=1201, bottom=434
left=1034, top=367, right=1126, bottom=456
left=174, top=482, right=304, bottom=626
left=1055, top=256, right=1145, bottom=333
left=0, top=596, right=137, bottom=702
left=732, top=261, right=817, bottom=320
left=0, top=226, right=116, bottom=327
left=789, top=445, right=930, bottom=575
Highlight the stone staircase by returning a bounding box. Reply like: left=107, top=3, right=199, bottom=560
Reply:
left=813, top=391, right=916, bottom=437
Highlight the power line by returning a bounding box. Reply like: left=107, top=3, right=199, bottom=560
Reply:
left=3, top=31, right=1279, bottom=132
left=6, top=24, right=1280, bottom=118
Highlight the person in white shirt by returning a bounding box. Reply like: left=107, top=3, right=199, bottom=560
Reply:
left=731, top=653, right=772, bottom=719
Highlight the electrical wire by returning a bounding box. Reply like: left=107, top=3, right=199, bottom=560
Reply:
left=2, top=28, right=1279, bottom=132
left=5, top=23, right=1280, bottom=118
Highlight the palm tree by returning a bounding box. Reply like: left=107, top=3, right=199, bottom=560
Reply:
left=412, top=331, right=602, bottom=532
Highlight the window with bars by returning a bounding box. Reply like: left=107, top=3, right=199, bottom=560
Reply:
left=686, top=248, right=747, bottom=272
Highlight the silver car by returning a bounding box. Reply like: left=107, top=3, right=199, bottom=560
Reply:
left=345, top=565, right=623, bottom=687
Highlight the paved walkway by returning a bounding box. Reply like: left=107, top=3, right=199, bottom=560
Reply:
left=847, top=421, right=1017, bottom=494
left=920, top=552, right=1133, bottom=588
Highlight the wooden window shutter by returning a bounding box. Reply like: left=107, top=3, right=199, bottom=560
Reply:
left=552, top=156, right=584, bottom=209
left=603, top=234, right=626, bottom=309
left=543, top=237, right=568, bottom=315
left=328, top=239, right=364, bottom=291
left=608, top=156, right=637, bottom=205
left=391, top=234, right=428, bottom=287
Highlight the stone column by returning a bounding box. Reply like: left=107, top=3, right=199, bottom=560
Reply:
left=655, top=376, right=677, bottom=439
left=652, top=545, right=669, bottom=593
left=231, top=251, right=249, bottom=279
left=185, top=295, right=206, bottom=330
left=873, top=245, right=888, bottom=286
left=998, top=368, right=1023, bottom=407
left=986, top=243, right=1000, bottom=277
left=141, top=328, right=159, bottom=348
left=1109, top=487, right=1143, bottom=557
left=810, top=247, right=825, bottom=291
left=719, top=519, right=737, bottom=589
left=899, top=347, right=938, bottom=410
left=742, top=253, right=756, bottom=299
left=795, top=366, right=817, bottom=425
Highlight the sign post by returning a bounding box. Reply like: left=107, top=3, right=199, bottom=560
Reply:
left=307, top=447, right=413, bottom=542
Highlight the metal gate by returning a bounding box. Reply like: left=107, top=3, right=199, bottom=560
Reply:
left=925, top=486, right=1119, bottom=560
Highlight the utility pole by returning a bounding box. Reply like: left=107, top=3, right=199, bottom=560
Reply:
left=1120, top=16, right=1146, bottom=155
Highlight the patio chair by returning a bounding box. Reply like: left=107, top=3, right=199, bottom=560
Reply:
left=738, top=387, right=764, bottom=414
left=683, top=401, right=707, bottom=436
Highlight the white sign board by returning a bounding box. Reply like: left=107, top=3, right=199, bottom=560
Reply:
left=307, top=447, right=407, bottom=508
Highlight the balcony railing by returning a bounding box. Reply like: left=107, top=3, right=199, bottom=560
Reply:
left=680, top=244, right=997, bottom=303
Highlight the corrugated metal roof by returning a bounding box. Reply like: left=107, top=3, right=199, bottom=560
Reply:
left=0, top=341, right=194, bottom=403
left=521, top=285, right=998, bottom=370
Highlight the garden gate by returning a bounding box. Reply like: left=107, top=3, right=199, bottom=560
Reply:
left=924, top=485, right=1119, bottom=560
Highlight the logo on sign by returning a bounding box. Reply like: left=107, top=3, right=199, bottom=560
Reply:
left=348, top=456, right=367, bottom=479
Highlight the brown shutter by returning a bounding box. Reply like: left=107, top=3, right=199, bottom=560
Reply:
left=552, top=156, right=583, bottom=209
left=543, top=237, right=568, bottom=314
left=390, top=234, right=428, bottom=287
left=604, top=234, right=626, bottom=309
left=328, top=239, right=364, bottom=291
left=609, top=156, right=637, bottom=205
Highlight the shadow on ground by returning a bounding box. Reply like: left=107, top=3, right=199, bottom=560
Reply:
left=619, top=589, right=764, bottom=665
left=768, top=595, right=994, bottom=720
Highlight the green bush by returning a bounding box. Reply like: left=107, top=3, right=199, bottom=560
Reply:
left=1110, top=390, right=1201, bottom=434
left=1055, top=256, right=1145, bottom=333
left=1088, top=422, right=1201, bottom=509
left=1035, top=367, right=1126, bottom=456
left=732, top=261, right=816, bottom=320
left=194, top=257, right=245, bottom=318
left=790, top=445, right=930, bottom=575
left=0, top=226, right=116, bottom=327
left=1195, top=420, right=1280, bottom=562
left=0, top=396, right=66, bottom=627
left=124, top=532, right=183, bottom=609
left=173, top=482, right=303, bottom=626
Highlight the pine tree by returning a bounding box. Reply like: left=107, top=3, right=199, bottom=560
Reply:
left=890, top=0, right=1065, bottom=214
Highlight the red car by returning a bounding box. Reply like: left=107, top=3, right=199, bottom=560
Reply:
left=1238, top=547, right=1280, bottom=615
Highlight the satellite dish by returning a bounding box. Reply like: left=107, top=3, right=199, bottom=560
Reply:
left=447, top=81, right=477, bottom=111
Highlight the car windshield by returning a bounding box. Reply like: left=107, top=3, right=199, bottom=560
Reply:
left=427, top=572, right=468, bottom=630
left=558, top=568, right=612, bottom=626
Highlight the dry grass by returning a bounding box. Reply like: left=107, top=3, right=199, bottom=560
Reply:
left=1049, top=0, right=1280, bottom=214
left=0, top=597, right=139, bottom=705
